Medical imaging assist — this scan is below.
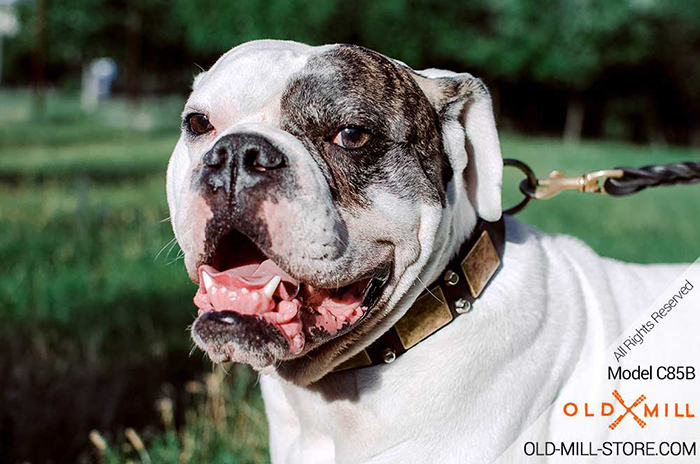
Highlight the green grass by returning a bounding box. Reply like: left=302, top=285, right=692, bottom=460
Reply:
left=0, top=90, right=698, bottom=463
left=0, top=177, right=190, bottom=336
left=88, top=365, right=270, bottom=464
left=501, top=137, right=700, bottom=263
left=0, top=136, right=177, bottom=181
left=0, top=90, right=183, bottom=148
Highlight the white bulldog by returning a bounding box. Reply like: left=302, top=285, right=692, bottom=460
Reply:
left=166, top=40, right=684, bottom=463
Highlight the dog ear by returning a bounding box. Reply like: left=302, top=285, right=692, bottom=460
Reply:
left=413, top=70, right=503, bottom=221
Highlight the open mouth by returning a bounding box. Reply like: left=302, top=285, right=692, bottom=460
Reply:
left=192, top=229, right=390, bottom=357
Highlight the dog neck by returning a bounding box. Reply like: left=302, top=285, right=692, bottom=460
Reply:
left=332, top=216, right=506, bottom=371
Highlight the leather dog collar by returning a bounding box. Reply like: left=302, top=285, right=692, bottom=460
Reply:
left=333, top=217, right=506, bottom=372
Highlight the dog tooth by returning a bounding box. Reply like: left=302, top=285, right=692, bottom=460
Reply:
left=201, top=271, right=215, bottom=293
left=291, top=334, right=304, bottom=354
left=263, top=275, right=282, bottom=299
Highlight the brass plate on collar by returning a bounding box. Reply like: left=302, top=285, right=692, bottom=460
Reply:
left=395, top=286, right=452, bottom=350
left=461, top=231, right=500, bottom=298
left=333, top=350, right=372, bottom=372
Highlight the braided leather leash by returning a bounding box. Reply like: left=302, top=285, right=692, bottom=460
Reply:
left=334, top=159, right=697, bottom=373
left=605, top=162, right=700, bottom=196
left=504, top=159, right=700, bottom=215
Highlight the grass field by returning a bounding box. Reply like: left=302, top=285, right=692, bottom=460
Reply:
left=1, top=90, right=698, bottom=463
left=501, top=137, right=700, bottom=264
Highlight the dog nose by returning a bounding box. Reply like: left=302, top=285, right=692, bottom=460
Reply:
left=201, top=133, right=288, bottom=192
left=243, top=145, right=286, bottom=172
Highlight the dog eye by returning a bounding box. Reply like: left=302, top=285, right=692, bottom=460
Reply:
left=332, top=127, right=372, bottom=150
left=186, top=113, right=214, bottom=136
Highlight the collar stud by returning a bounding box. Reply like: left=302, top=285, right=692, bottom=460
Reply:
left=455, top=298, right=471, bottom=314
left=382, top=348, right=397, bottom=364
left=444, top=270, right=460, bottom=286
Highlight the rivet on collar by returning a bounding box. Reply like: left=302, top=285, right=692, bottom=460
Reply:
left=382, top=348, right=396, bottom=364
left=444, top=270, right=460, bottom=286
left=455, top=298, right=471, bottom=314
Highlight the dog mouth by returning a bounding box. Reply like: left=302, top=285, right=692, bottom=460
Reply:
left=192, top=229, right=390, bottom=360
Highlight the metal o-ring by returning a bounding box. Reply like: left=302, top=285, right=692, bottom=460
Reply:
left=503, top=158, right=538, bottom=215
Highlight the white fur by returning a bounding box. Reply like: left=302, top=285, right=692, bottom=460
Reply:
left=165, top=40, right=688, bottom=463
left=463, top=94, right=503, bottom=221
left=262, top=219, right=684, bottom=463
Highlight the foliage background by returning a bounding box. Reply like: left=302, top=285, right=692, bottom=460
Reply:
left=0, top=1, right=698, bottom=463
left=5, top=0, right=700, bottom=144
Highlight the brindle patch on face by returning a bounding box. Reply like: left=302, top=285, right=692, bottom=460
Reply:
left=280, top=44, right=449, bottom=208
left=447, top=78, right=490, bottom=113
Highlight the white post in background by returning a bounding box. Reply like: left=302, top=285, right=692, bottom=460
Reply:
left=81, top=58, right=117, bottom=112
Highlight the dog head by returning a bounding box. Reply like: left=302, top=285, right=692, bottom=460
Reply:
left=166, top=40, right=502, bottom=385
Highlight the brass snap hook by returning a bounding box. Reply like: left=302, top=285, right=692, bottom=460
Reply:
left=504, top=159, right=626, bottom=215
left=532, top=169, right=625, bottom=200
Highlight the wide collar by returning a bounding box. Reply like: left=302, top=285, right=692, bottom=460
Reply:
left=333, top=217, right=506, bottom=371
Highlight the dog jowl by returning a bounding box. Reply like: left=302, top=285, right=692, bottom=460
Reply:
left=166, top=40, right=503, bottom=384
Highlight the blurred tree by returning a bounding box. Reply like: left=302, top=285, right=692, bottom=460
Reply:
left=17, top=0, right=111, bottom=69
left=414, top=0, right=655, bottom=143
left=170, top=0, right=343, bottom=56
left=650, top=0, right=700, bottom=146
left=319, top=0, right=658, bottom=143
left=3, top=0, right=698, bottom=145
left=124, top=0, right=141, bottom=104
left=31, top=0, right=47, bottom=117
left=14, top=0, right=185, bottom=96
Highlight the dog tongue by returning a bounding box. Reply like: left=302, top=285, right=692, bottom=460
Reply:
left=194, top=259, right=371, bottom=358
left=193, top=260, right=305, bottom=354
